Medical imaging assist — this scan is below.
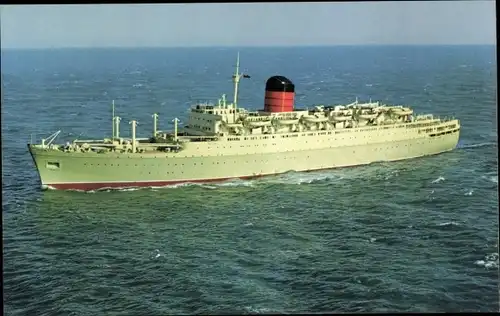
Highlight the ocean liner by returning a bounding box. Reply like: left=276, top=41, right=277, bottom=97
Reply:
left=28, top=54, right=460, bottom=191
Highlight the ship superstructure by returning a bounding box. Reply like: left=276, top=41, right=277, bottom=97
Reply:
left=27, top=54, right=461, bottom=191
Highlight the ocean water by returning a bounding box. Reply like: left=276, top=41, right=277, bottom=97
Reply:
left=1, top=46, right=498, bottom=314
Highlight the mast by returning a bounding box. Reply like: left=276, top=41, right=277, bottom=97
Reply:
left=231, top=52, right=250, bottom=121
left=112, top=100, right=115, bottom=139
left=152, top=113, right=159, bottom=137
left=114, top=116, right=121, bottom=139
left=129, top=120, right=137, bottom=153
left=172, top=118, right=179, bottom=142
left=233, top=52, right=240, bottom=110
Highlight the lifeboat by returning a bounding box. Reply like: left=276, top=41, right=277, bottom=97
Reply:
left=358, top=113, right=378, bottom=120
left=330, top=115, right=349, bottom=122
left=245, top=119, right=272, bottom=127
left=393, top=108, right=413, bottom=116
left=303, top=115, right=329, bottom=123
left=225, top=123, right=244, bottom=128
left=276, top=118, right=300, bottom=125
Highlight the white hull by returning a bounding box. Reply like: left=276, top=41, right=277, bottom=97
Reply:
left=29, top=124, right=459, bottom=190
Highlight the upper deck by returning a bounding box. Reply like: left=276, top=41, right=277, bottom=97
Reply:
left=27, top=53, right=460, bottom=156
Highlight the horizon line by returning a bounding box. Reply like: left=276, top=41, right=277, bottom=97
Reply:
left=1, top=43, right=496, bottom=51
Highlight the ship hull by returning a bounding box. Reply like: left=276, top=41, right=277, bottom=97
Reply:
left=28, top=130, right=460, bottom=191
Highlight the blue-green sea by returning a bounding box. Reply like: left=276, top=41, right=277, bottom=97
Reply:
left=2, top=46, right=498, bottom=314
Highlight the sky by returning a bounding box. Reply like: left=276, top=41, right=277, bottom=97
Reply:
left=0, top=2, right=496, bottom=49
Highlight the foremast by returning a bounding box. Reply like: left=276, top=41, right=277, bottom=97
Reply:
left=232, top=52, right=250, bottom=120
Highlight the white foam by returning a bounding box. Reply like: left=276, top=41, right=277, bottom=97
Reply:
left=53, top=166, right=418, bottom=193
left=64, top=180, right=254, bottom=193
left=244, top=307, right=273, bottom=314
left=458, top=142, right=496, bottom=149
left=119, top=187, right=141, bottom=192
left=464, top=189, right=474, bottom=196
left=216, top=179, right=255, bottom=187
left=384, top=170, right=399, bottom=180
left=163, top=182, right=198, bottom=189
left=150, top=249, right=162, bottom=259
left=266, top=170, right=344, bottom=185
left=155, top=179, right=254, bottom=190
left=199, top=184, right=218, bottom=190
left=475, top=253, right=499, bottom=269
left=438, top=221, right=460, bottom=226
left=431, top=176, right=445, bottom=184
left=481, top=175, right=498, bottom=184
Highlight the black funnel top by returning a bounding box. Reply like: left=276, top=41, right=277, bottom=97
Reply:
left=265, top=76, right=295, bottom=93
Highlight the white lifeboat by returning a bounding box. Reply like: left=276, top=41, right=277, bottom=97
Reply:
left=303, top=115, right=329, bottom=123
left=245, top=119, right=272, bottom=127
left=276, top=118, right=300, bottom=125
left=358, top=113, right=378, bottom=120
left=225, top=123, right=244, bottom=128
left=330, top=115, right=349, bottom=122
left=393, top=108, right=413, bottom=116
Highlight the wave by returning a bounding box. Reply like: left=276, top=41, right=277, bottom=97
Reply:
left=243, top=307, right=277, bottom=314
left=59, top=171, right=343, bottom=193
left=457, top=142, right=496, bottom=149
left=481, top=175, right=498, bottom=184
left=263, top=171, right=344, bottom=185
left=47, top=164, right=417, bottom=195
left=464, top=189, right=474, bottom=196
left=475, top=253, right=499, bottom=269
left=438, top=221, right=461, bottom=227
left=431, top=176, right=445, bottom=184
left=48, top=162, right=435, bottom=194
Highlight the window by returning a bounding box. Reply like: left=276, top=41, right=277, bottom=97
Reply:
left=46, top=162, right=60, bottom=170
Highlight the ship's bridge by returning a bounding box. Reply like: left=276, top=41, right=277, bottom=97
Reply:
left=185, top=94, right=248, bottom=136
